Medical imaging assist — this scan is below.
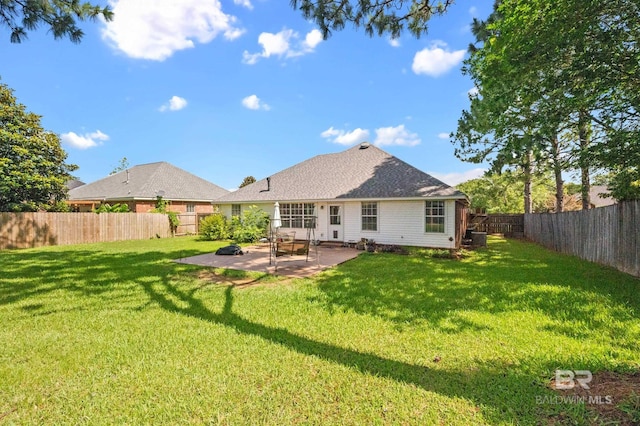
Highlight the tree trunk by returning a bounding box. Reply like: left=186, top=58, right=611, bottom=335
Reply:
left=578, top=110, right=591, bottom=210
left=523, top=150, right=533, bottom=214
left=550, top=133, right=564, bottom=212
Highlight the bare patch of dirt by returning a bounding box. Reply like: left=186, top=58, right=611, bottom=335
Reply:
left=548, top=371, right=640, bottom=425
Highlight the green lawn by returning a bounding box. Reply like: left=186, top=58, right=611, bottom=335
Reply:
left=1, top=236, right=639, bottom=425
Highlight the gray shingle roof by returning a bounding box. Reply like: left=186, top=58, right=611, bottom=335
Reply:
left=69, top=162, right=228, bottom=202
left=588, top=185, right=616, bottom=208
left=66, top=179, right=85, bottom=191
left=216, top=144, right=466, bottom=203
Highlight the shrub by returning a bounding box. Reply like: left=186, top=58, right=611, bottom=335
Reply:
left=199, top=213, right=229, bottom=240
left=230, top=205, right=269, bottom=243
left=414, top=248, right=465, bottom=259
left=149, top=196, right=179, bottom=234
left=46, top=201, right=71, bottom=212
left=94, top=203, right=130, bottom=213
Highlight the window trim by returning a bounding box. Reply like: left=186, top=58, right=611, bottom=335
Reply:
left=425, top=200, right=446, bottom=233
left=361, top=202, right=378, bottom=232
left=329, top=205, right=341, bottom=225
left=280, top=202, right=316, bottom=229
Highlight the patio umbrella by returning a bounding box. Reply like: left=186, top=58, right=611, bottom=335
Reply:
left=270, top=202, right=282, bottom=268
left=272, top=202, right=282, bottom=229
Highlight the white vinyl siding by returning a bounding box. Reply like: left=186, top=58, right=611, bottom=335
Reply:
left=219, top=199, right=458, bottom=248
left=343, top=200, right=456, bottom=248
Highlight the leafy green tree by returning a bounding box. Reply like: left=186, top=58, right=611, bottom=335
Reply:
left=1, top=0, right=113, bottom=43
left=0, top=82, right=77, bottom=211
left=109, top=157, right=129, bottom=175
left=456, top=0, right=640, bottom=211
left=457, top=170, right=553, bottom=214
left=497, top=1, right=638, bottom=200
left=239, top=176, right=256, bottom=188
left=607, top=167, right=640, bottom=201
left=291, top=0, right=453, bottom=39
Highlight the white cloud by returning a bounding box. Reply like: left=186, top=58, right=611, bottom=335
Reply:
left=469, top=6, right=478, bottom=16
left=321, top=127, right=370, bottom=145
left=438, top=132, right=450, bottom=140
left=243, top=28, right=323, bottom=64
left=242, top=94, right=270, bottom=111
left=233, top=0, right=253, bottom=10
left=430, top=168, right=486, bottom=186
left=302, top=29, right=323, bottom=51
left=468, top=86, right=480, bottom=98
left=101, top=0, right=245, bottom=61
left=61, top=130, right=109, bottom=150
left=373, top=125, right=421, bottom=147
left=389, top=38, right=401, bottom=48
left=159, top=96, right=188, bottom=112
left=321, top=124, right=421, bottom=147
left=412, top=41, right=466, bottom=77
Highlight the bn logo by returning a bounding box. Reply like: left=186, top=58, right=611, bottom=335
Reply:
left=555, top=370, right=592, bottom=390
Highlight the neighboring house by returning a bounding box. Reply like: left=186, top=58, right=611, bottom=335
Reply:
left=588, top=185, right=616, bottom=208
left=66, top=179, right=85, bottom=191
left=216, top=143, right=469, bottom=249
left=566, top=185, right=616, bottom=211
left=68, top=162, right=228, bottom=213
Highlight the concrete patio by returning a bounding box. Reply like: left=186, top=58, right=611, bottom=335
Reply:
left=174, top=243, right=361, bottom=278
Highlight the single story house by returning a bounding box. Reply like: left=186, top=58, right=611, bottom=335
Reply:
left=68, top=162, right=228, bottom=213
left=215, top=143, right=469, bottom=249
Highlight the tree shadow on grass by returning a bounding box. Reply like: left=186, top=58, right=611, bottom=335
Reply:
left=1, top=239, right=628, bottom=422
left=0, top=245, right=214, bottom=310
left=311, top=238, right=640, bottom=346
left=137, top=278, right=558, bottom=424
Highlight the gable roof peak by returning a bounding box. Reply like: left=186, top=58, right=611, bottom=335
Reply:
left=69, top=161, right=228, bottom=201
left=217, top=143, right=466, bottom=202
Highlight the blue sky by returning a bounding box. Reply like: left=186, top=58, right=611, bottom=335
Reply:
left=2, top=0, right=491, bottom=190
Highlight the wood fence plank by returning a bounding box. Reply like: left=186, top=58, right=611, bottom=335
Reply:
left=525, top=201, right=639, bottom=277
left=0, top=213, right=173, bottom=250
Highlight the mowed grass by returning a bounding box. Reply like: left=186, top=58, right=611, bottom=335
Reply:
left=1, top=236, right=639, bottom=425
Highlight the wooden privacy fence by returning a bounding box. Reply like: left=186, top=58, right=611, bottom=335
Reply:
left=0, top=212, right=172, bottom=250
left=524, top=200, right=640, bottom=277
left=175, top=213, right=213, bottom=236
left=471, top=214, right=524, bottom=236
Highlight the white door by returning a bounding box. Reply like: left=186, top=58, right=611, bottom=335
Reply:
left=328, top=204, right=343, bottom=241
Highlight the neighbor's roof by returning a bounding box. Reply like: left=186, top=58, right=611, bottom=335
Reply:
left=217, top=143, right=466, bottom=203
left=69, top=162, right=228, bottom=202
left=66, top=179, right=85, bottom=191
left=589, top=185, right=616, bottom=208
